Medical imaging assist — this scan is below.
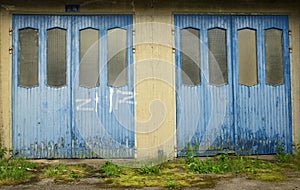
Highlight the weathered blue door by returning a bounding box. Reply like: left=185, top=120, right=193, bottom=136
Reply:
left=175, top=15, right=234, bottom=156
left=232, top=16, right=292, bottom=154
left=12, top=15, right=134, bottom=158
left=72, top=15, right=134, bottom=158
left=12, top=15, right=72, bottom=158
left=175, top=15, right=291, bottom=156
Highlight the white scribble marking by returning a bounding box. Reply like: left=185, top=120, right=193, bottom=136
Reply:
left=119, top=92, right=135, bottom=104
left=109, top=88, right=135, bottom=112
left=95, top=92, right=99, bottom=113
left=109, top=88, right=114, bottom=113
left=77, top=89, right=135, bottom=113
left=76, top=99, right=94, bottom=111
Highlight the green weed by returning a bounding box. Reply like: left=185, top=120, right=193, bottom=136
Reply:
left=0, top=158, right=37, bottom=185
left=187, top=157, right=227, bottom=174
left=69, top=170, right=81, bottom=179
left=186, top=153, right=276, bottom=174
left=99, top=161, right=123, bottom=177
left=137, top=163, right=163, bottom=175
left=186, top=153, right=229, bottom=174
left=166, top=179, right=179, bottom=189
left=42, top=163, right=92, bottom=181
left=100, top=159, right=216, bottom=189
left=43, top=164, right=68, bottom=177
left=0, top=142, right=7, bottom=160
left=297, top=147, right=300, bottom=168
left=275, top=141, right=291, bottom=163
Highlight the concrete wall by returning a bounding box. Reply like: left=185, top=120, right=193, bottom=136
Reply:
left=0, top=8, right=12, bottom=154
left=0, top=0, right=299, bottom=158
left=289, top=8, right=300, bottom=151
left=135, top=10, right=175, bottom=159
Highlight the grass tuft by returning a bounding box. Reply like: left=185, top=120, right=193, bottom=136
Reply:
left=0, top=142, right=7, bottom=160
left=99, top=161, right=123, bottom=177
left=42, top=163, right=93, bottom=181
left=166, top=179, right=179, bottom=189
left=137, top=163, right=163, bottom=175
left=275, top=141, right=292, bottom=163
left=186, top=153, right=278, bottom=174
left=0, top=158, right=37, bottom=185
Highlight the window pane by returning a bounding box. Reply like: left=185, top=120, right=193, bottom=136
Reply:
left=47, top=28, right=66, bottom=87
left=208, top=28, right=227, bottom=85
left=19, top=28, right=38, bottom=87
left=238, top=29, right=258, bottom=86
left=80, top=28, right=99, bottom=88
left=265, top=29, right=283, bottom=85
left=108, top=28, right=127, bottom=87
left=180, top=28, right=200, bottom=86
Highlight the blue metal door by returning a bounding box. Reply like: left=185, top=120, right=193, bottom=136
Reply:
left=72, top=15, right=134, bottom=158
left=175, top=15, right=292, bottom=156
left=12, top=15, right=134, bottom=158
left=232, top=16, right=292, bottom=154
left=175, top=15, right=234, bottom=156
left=12, top=15, right=72, bottom=158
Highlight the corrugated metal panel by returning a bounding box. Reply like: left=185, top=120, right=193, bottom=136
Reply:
left=12, top=15, right=134, bottom=158
left=175, top=15, right=291, bottom=156
left=232, top=15, right=292, bottom=154
left=12, top=15, right=72, bottom=158
left=73, top=15, right=134, bottom=158
left=175, top=15, right=234, bottom=156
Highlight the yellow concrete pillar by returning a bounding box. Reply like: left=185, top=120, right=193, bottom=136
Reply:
left=134, top=10, right=176, bottom=160
left=290, top=11, right=300, bottom=147
left=0, top=8, right=12, bottom=153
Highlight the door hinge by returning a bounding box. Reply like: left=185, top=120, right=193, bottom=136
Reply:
left=132, top=29, right=136, bottom=54
left=9, top=28, right=13, bottom=36
left=289, top=30, right=292, bottom=53
left=172, top=47, right=176, bottom=53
